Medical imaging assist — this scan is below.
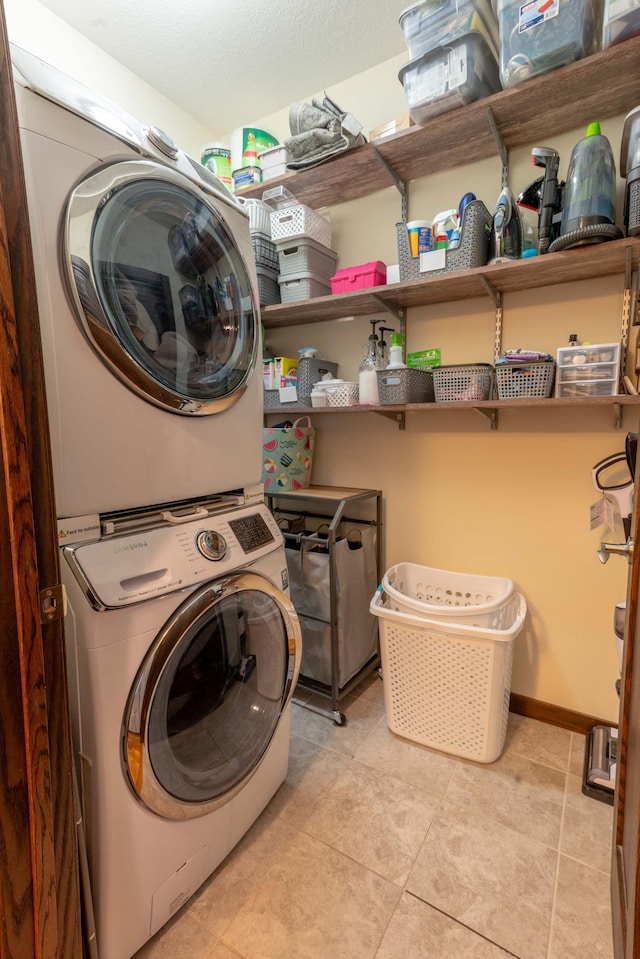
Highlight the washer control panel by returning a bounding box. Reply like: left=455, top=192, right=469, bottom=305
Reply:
left=64, top=502, right=282, bottom=608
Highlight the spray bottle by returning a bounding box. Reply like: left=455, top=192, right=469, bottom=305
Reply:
left=359, top=318, right=382, bottom=405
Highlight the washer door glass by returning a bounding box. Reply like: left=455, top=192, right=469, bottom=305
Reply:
left=124, top=572, right=300, bottom=819
left=66, top=160, right=258, bottom=414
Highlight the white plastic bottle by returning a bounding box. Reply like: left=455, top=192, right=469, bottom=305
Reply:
left=387, top=332, right=406, bottom=369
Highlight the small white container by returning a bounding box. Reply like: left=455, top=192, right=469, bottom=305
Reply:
left=259, top=145, right=289, bottom=181
left=310, top=390, right=328, bottom=408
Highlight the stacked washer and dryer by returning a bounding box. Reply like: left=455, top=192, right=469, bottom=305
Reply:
left=11, top=45, right=302, bottom=959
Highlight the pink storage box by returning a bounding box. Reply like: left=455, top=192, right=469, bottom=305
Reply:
left=330, top=261, right=387, bottom=294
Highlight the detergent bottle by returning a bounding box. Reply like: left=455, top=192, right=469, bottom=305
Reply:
left=359, top=319, right=381, bottom=405
left=387, top=332, right=406, bottom=369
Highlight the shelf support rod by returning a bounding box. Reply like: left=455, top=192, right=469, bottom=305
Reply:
left=371, top=295, right=405, bottom=327
left=614, top=402, right=622, bottom=430
left=486, top=106, right=509, bottom=189
left=480, top=275, right=504, bottom=360
left=620, top=245, right=636, bottom=379
left=475, top=406, right=499, bottom=430
left=370, top=146, right=408, bottom=220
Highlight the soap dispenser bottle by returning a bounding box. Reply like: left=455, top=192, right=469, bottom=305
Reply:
left=377, top=327, right=396, bottom=369
left=387, top=332, right=406, bottom=369
left=359, top=319, right=381, bottom=405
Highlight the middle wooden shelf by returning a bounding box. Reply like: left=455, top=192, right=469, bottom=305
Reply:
left=261, top=237, right=640, bottom=329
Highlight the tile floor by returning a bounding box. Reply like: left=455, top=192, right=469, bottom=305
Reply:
left=134, top=676, right=615, bottom=959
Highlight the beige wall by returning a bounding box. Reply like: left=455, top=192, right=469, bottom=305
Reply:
left=5, top=0, right=631, bottom=721
left=257, top=77, right=632, bottom=724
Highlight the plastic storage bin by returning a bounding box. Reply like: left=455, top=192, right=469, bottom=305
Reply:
left=382, top=561, right=514, bottom=624
left=400, top=0, right=500, bottom=58
left=278, top=271, right=332, bottom=303
left=497, top=0, right=602, bottom=89
left=397, top=200, right=492, bottom=280
left=555, top=342, right=620, bottom=397
left=238, top=197, right=272, bottom=235
left=297, top=357, right=339, bottom=404
left=376, top=368, right=435, bottom=404
left=432, top=363, right=494, bottom=401
left=275, top=236, right=338, bottom=278
left=370, top=588, right=526, bottom=762
left=398, top=32, right=502, bottom=122
left=251, top=233, right=279, bottom=272
left=259, top=145, right=289, bottom=180
left=256, top=265, right=280, bottom=306
left=603, top=0, right=640, bottom=46
left=330, top=261, right=387, bottom=293
left=495, top=360, right=556, bottom=398
left=269, top=204, right=332, bottom=247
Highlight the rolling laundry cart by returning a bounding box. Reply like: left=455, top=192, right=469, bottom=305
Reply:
left=266, top=485, right=382, bottom=724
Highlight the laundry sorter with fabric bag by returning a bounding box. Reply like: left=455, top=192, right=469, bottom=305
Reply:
left=266, top=485, right=382, bottom=724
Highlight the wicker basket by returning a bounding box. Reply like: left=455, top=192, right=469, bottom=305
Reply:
left=432, top=363, right=494, bottom=402
left=376, top=368, right=435, bottom=404
left=496, top=361, right=555, bottom=399
left=270, top=204, right=332, bottom=247
left=325, top=381, right=359, bottom=406
left=397, top=200, right=492, bottom=281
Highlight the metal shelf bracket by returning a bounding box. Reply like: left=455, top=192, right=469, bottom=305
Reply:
left=371, top=295, right=405, bottom=327
left=475, top=406, right=499, bottom=430
left=374, top=409, right=406, bottom=430
left=614, top=402, right=623, bottom=430
left=486, top=106, right=509, bottom=188
left=370, top=146, right=408, bottom=220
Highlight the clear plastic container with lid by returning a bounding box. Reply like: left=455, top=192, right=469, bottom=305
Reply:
left=496, top=0, right=602, bottom=89
left=400, top=0, right=500, bottom=59
left=398, top=32, right=502, bottom=123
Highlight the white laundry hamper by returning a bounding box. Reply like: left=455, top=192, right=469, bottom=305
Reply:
left=382, top=562, right=514, bottom=627
left=370, top=588, right=527, bottom=763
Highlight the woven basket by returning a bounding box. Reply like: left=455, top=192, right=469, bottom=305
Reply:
left=496, top=361, right=555, bottom=399
left=432, top=363, right=494, bottom=402
left=377, top=368, right=435, bottom=404
left=397, top=200, right=491, bottom=281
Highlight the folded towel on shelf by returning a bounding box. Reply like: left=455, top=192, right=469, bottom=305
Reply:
left=285, top=92, right=366, bottom=171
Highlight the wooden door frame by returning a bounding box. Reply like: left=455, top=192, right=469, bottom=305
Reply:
left=0, top=7, right=81, bottom=959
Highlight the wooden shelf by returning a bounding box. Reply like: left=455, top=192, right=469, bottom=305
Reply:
left=264, top=394, right=640, bottom=430
left=242, top=37, right=640, bottom=210
left=261, top=236, right=640, bottom=329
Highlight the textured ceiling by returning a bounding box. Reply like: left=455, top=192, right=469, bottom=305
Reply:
left=37, top=0, right=410, bottom=135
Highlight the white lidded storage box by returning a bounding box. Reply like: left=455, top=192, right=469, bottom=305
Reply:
left=370, top=588, right=527, bottom=762
left=382, top=561, right=514, bottom=626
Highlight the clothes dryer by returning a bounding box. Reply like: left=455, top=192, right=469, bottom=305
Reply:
left=11, top=44, right=263, bottom=518
left=62, top=497, right=301, bottom=959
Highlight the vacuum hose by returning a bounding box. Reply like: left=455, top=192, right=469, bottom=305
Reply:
left=548, top=222, right=623, bottom=253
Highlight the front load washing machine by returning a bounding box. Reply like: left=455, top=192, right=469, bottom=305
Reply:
left=11, top=44, right=263, bottom=519
left=62, top=498, right=301, bottom=959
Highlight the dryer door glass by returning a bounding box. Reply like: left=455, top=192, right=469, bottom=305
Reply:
left=124, top=573, right=299, bottom=819
left=67, top=161, right=258, bottom=415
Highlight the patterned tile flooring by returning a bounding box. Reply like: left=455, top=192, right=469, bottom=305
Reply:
left=134, top=677, right=615, bottom=959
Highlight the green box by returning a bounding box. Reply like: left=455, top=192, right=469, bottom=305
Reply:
left=407, top=349, right=441, bottom=369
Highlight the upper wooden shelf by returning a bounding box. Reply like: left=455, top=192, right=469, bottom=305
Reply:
left=241, top=37, right=640, bottom=210
left=261, top=236, right=640, bottom=328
